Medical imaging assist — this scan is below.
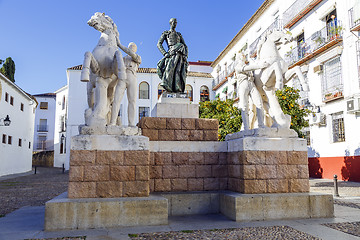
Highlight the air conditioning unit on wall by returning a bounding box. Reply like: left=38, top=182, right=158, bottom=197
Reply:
left=347, top=97, right=360, bottom=113
left=309, top=113, right=326, bottom=126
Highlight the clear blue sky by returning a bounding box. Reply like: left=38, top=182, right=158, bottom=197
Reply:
left=0, top=0, right=264, bottom=94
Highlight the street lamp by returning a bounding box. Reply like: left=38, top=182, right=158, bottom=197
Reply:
left=0, top=115, right=11, bottom=126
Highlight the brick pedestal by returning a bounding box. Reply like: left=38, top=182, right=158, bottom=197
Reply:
left=68, top=134, right=150, bottom=198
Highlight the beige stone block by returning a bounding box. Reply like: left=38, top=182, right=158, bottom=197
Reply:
left=163, top=165, right=179, bottom=179
left=188, top=178, right=204, bottom=191
left=171, top=178, right=187, bottom=191
left=189, top=130, right=204, bottom=141
left=195, top=118, right=218, bottom=130
left=287, top=151, right=308, bottom=165
left=228, top=178, right=242, bottom=192
left=204, top=152, right=219, bottom=165
left=141, top=129, right=159, bottom=141
left=309, top=193, right=334, bottom=218
left=166, top=118, right=182, bottom=129
left=84, top=165, right=110, bottom=181
left=139, top=117, right=166, bottom=129
left=240, top=165, right=256, bottom=180
left=96, top=151, right=124, bottom=165
left=179, top=165, right=196, bottom=178
left=298, top=164, right=309, bottom=179
left=172, top=152, right=188, bottom=165
left=266, top=179, right=288, bottom=193
left=181, top=118, right=195, bottom=129
left=124, top=150, right=150, bottom=165
left=110, top=166, right=135, bottom=181
left=265, top=151, right=287, bottom=165
left=227, top=152, right=241, bottom=165
left=68, top=182, right=96, bottom=198
left=96, top=181, right=122, bottom=198
left=204, top=178, right=220, bottom=191
left=150, top=152, right=155, bottom=165
left=158, top=130, right=175, bottom=141
left=243, top=151, right=265, bottom=165
left=189, top=152, right=204, bottom=165
left=154, top=152, right=172, bottom=165
left=155, top=179, right=171, bottom=192
left=149, top=179, right=154, bottom=192
left=219, top=178, right=228, bottom=190
left=69, top=166, right=84, bottom=182
left=136, top=166, right=149, bottom=181
left=70, top=150, right=96, bottom=166
left=211, top=165, right=228, bottom=178
left=196, top=165, right=212, bottom=178
left=289, top=179, right=310, bottom=193
left=228, top=165, right=240, bottom=178
left=243, top=180, right=266, bottom=194
left=174, top=130, right=190, bottom=141
left=150, top=166, right=163, bottom=179
left=123, top=181, right=149, bottom=197
left=218, top=152, right=227, bottom=165
left=277, top=165, right=298, bottom=179
left=203, top=130, right=219, bottom=141
left=256, top=165, right=277, bottom=179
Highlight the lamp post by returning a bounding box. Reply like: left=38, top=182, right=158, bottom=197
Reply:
left=0, top=115, right=11, bottom=126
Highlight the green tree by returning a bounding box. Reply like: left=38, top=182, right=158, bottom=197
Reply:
left=0, top=57, right=15, bottom=82
left=199, top=99, right=242, bottom=141
left=275, top=86, right=311, bottom=138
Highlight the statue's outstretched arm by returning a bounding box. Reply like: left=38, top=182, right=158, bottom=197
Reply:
left=157, top=32, right=168, bottom=56
left=118, top=43, right=141, bottom=64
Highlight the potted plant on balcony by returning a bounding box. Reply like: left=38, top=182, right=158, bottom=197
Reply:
left=325, top=93, right=333, bottom=100
left=329, top=25, right=343, bottom=40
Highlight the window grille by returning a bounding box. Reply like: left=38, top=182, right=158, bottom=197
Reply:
left=322, top=56, right=343, bottom=98
left=332, top=112, right=345, bottom=142
left=139, top=107, right=149, bottom=120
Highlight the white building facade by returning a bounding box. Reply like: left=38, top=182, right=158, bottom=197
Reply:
left=211, top=0, right=360, bottom=181
left=56, top=62, right=214, bottom=170
left=0, top=73, right=37, bottom=176
left=33, top=93, right=56, bottom=153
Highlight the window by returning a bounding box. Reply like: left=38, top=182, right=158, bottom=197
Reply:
left=18, top=138, right=22, bottom=147
left=297, top=32, right=305, bottom=59
left=40, top=102, right=48, bottom=110
left=29, top=142, right=31, bottom=149
left=139, top=107, right=149, bottom=120
left=62, top=96, right=66, bottom=110
left=185, top=84, right=193, bottom=101
left=5, top=92, right=8, bottom=102
left=20, top=103, right=24, bottom=111
left=2, top=134, right=6, bottom=144
left=357, top=40, right=360, bottom=86
left=37, top=135, right=47, bottom=150
left=322, top=56, right=342, bottom=100
left=233, top=82, right=238, bottom=99
left=10, top=96, right=14, bottom=105
left=38, top=119, right=48, bottom=132
left=326, top=9, right=337, bottom=39
left=332, top=112, right=345, bottom=142
left=304, top=131, right=310, bottom=146
left=59, top=115, right=66, bottom=132
left=8, top=135, right=12, bottom=145
left=200, top=85, right=210, bottom=102
left=158, top=84, right=165, bottom=99
left=60, top=135, right=66, bottom=154
left=139, top=82, right=149, bottom=99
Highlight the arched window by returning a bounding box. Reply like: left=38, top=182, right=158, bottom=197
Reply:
left=200, top=85, right=209, bottom=102
left=62, top=96, right=66, bottom=110
left=139, top=81, right=149, bottom=99
left=158, top=84, right=165, bottom=99
left=185, top=84, right=193, bottom=101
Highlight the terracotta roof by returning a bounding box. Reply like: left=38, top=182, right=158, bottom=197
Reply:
left=68, top=65, right=213, bottom=78
left=188, top=61, right=212, bottom=66
left=33, top=93, right=56, bottom=97
left=211, top=0, right=275, bottom=67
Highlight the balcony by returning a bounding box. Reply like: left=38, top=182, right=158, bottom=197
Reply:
left=37, top=125, right=49, bottom=132
left=285, top=20, right=343, bottom=68
left=283, top=0, right=324, bottom=29
left=249, top=18, right=283, bottom=57
left=35, top=140, right=54, bottom=151
left=349, top=7, right=360, bottom=32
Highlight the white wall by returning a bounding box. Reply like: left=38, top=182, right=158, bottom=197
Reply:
left=54, top=86, right=68, bottom=168
left=0, top=73, right=36, bottom=176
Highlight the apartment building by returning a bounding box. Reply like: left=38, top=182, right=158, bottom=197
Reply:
left=211, top=0, right=360, bottom=181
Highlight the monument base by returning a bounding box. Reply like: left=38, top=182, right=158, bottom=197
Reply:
left=44, top=192, right=168, bottom=231
left=156, top=92, right=199, bottom=118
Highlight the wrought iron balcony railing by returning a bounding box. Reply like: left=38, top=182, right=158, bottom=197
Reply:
left=284, top=20, right=343, bottom=66
left=349, top=7, right=360, bottom=31
left=37, top=125, right=49, bottom=132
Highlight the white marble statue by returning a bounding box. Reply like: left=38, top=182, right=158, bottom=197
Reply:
left=251, top=29, right=309, bottom=129
left=235, top=53, right=269, bottom=131
left=110, top=42, right=141, bottom=127
left=80, top=12, right=127, bottom=127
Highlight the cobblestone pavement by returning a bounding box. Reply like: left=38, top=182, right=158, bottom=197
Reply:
left=0, top=167, right=68, bottom=216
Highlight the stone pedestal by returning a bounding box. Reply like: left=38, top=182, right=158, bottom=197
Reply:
left=68, top=133, right=150, bottom=198
left=155, top=93, right=199, bottom=118
left=226, top=128, right=310, bottom=194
